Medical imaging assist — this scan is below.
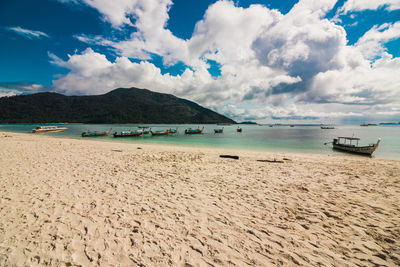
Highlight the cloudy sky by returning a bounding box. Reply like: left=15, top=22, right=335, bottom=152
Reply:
left=1, top=0, right=400, bottom=123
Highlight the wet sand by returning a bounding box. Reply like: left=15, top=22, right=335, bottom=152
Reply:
left=0, top=132, right=399, bottom=266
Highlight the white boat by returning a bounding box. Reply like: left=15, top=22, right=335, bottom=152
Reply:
left=32, top=126, right=67, bottom=133
left=332, top=137, right=381, bottom=156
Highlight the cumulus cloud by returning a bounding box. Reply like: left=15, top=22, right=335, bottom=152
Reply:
left=52, top=0, right=400, bottom=122
left=340, top=0, right=400, bottom=14
left=355, top=22, right=400, bottom=59
left=6, top=26, right=49, bottom=39
left=0, top=82, right=46, bottom=98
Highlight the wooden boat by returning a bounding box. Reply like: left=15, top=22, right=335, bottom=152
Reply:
left=32, top=126, right=67, bottom=133
left=331, top=137, right=381, bottom=156
left=138, top=126, right=151, bottom=134
left=236, top=127, right=242, bottom=132
left=81, top=128, right=112, bottom=137
left=113, top=130, right=143, bottom=137
left=150, top=129, right=170, bottom=136
left=321, top=126, right=335, bottom=129
left=168, top=128, right=178, bottom=134
left=185, top=127, right=204, bottom=134
left=214, top=127, right=224, bottom=133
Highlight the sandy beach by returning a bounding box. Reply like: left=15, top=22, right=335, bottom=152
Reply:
left=0, top=131, right=399, bottom=266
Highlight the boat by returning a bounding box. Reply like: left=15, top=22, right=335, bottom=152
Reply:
left=168, top=128, right=178, bottom=134
left=321, top=126, right=335, bottom=129
left=185, top=127, right=204, bottom=134
left=237, top=127, right=242, bottom=132
left=150, top=129, right=170, bottom=136
left=214, top=127, right=224, bottom=133
left=81, top=128, right=112, bottom=137
left=360, top=123, right=378, bottom=126
left=290, top=125, right=295, bottom=127
left=32, top=126, right=67, bottom=133
left=113, top=130, right=143, bottom=137
left=138, top=126, right=151, bottom=134
left=330, top=137, right=381, bottom=156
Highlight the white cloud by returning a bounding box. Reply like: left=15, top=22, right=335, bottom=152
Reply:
left=52, top=0, right=400, bottom=122
left=7, top=26, right=49, bottom=39
left=0, top=89, right=21, bottom=98
left=340, top=0, right=400, bottom=14
left=355, top=22, right=400, bottom=59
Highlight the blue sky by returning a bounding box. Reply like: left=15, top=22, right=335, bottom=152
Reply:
left=1, top=0, right=400, bottom=123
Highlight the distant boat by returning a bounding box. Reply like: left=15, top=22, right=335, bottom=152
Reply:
left=321, top=126, right=335, bottom=129
left=81, top=128, right=112, bottom=137
left=214, top=127, right=224, bottom=133
left=185, top=127, right=204, bottom=134
left=290, top=125, right=295, bottom=127
left=360, top=123, right=377, bottom=126
left=113, top=130, right=143, bottom=137
left=32, top=125, right=67, bottom=133
left=138, top=126, right=151, bottom=134
left=150, top=129, right=170, bottom=136
left=330, top=137, right=381, bottom=156
left=168, top=128, right=178, bottom=134
left=236, top=127, right=242, bottom=132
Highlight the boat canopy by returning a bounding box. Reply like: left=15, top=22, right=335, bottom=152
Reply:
left=337, top=137, right=360, bottom=140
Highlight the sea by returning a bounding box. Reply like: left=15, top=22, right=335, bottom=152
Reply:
left=1, top=124, right=399, bottom=160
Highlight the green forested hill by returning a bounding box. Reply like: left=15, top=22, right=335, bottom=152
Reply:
left=0, top=87, right=236, bottom=124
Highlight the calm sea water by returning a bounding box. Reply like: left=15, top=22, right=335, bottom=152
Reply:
left=1, top=124, right=399, bottom=159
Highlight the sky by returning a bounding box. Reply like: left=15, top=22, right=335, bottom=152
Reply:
left=1, top=0, right=400, bottom=124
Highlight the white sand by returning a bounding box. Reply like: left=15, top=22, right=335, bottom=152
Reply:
left=0, top=132, right=399, bottom=266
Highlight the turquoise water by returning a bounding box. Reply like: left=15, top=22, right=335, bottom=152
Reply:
left=1, top=124, right=399, bottom=159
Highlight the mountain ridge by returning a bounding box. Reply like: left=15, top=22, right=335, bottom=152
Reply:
left=0, top=87, right=236, bottom=124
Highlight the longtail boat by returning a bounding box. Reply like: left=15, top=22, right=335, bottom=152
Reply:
left=113, top=130, right=143, bottom=137
left=168, top=128, right=178, bottom=134
left=138, top=126, right=151, bottom=134
left=214, top=127, right=224, bottom=133
left=32, top=126, right=67, bottom=133
left=184, top=127, right=204, bottom=134
left=81, top=128, right=112, bottom=137
left=329, top=137, right=381, bottom=156
left=150, top=129, right=170, bottom=136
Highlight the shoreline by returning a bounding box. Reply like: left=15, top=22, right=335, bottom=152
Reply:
left=1, top=131, right=399, bottom=265
left=1, top=129, right=397, bottom=161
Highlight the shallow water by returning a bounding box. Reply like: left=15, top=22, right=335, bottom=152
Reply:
left=1, top=124, right=399, bottom=159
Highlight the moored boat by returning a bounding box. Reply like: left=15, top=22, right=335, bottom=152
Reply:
left=113, top=130, right=143, bottom=137
left=32, top=126, right=67, bottom=133
left=214, top=127, right=224, bottom=133
left=138, top=126, right=151, bottom=134
left=236, top=127, right=242, bottom=132
left=331, top=137, right=381, bottom=156
left=185, top=127, right=204, bottom=134
left=321, top=126, right=335, bottom=129
left=150, top=129, right=170, bottom=136
left=81, top=128, right=112, bottom=137
left=168, top=128, right=178, bottom=134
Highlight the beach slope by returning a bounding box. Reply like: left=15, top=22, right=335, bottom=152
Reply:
left=0, top=132, right=399, bottom=266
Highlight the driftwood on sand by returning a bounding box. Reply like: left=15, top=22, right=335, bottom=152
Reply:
left=257, top=159, right=284, bottom=163
left=219, top=155, right=239, bottom=160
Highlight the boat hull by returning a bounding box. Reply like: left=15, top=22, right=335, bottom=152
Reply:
left=150, top=131, right=169, bottom=136
left=82, top=129, right=112, bottom=137
left=113, top=132, right=142, bottom=137
left=332, top=144, right=377, bottom=155
left=32, top=128, right=67, bottom=133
